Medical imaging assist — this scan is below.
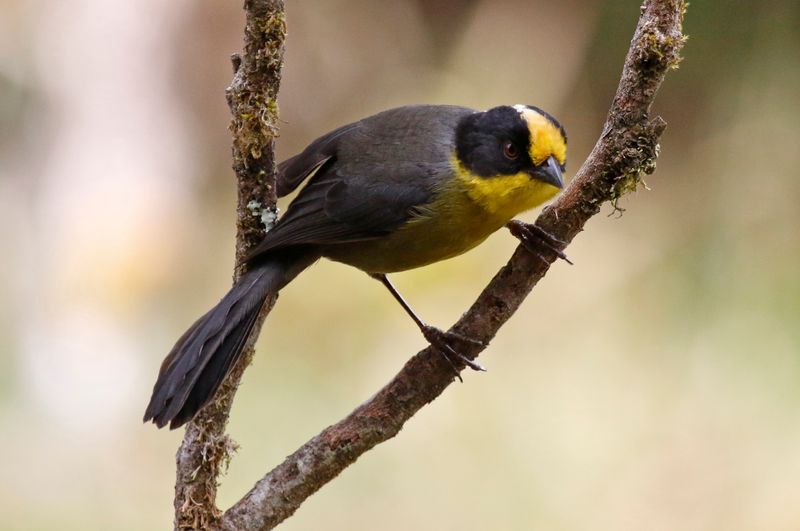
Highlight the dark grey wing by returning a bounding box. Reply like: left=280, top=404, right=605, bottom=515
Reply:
left=245, top=165, right=433, bottom=262
left=277, top=122, right=361, bottom=197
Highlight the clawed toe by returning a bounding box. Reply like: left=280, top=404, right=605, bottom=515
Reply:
left=507, top=220, right=573, bottom=265
left=421, top=325, right=487, bottom=377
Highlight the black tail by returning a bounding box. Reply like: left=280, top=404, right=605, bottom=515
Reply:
left=143, top=248, right=319, bottom=429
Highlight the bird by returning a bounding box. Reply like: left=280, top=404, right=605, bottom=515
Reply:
left=144, top=103, right=568, bottom=429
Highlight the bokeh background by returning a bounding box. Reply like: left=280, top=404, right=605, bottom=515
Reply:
left=2, top=0, right=799, bottom=529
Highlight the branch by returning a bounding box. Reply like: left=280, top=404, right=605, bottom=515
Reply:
left=172, top=1, right=286, bottom=529
left=220, top=0, right=687, bottom=529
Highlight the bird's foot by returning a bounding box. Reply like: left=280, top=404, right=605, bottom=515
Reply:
left=507, top=220, right=573, bottom=265
left=421, top=325, right=486, bottom=381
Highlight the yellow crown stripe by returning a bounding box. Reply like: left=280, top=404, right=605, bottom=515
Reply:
left=518, top=108, right=567, bottom=166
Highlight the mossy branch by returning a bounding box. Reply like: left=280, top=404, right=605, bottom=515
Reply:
left=213, top=1, right=687, bottom=530
left=171, top=1, right=286, bottom=530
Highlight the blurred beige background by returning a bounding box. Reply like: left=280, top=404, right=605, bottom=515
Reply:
left=1, top=1, right=799, bottom=529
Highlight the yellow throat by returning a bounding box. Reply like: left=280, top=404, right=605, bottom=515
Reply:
left=451, top=154, right=562, bottom=220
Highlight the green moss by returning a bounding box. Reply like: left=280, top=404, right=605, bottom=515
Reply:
left=644, top=31, right=665, bottom=61
left=258, top=12, right=286, bottom=39
left=606, top=124, right=662, bottom=215
left=668, top=34, right=689, bottom=70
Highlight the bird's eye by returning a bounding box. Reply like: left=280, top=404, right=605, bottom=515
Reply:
left=502, top=141, right=519, bottom=160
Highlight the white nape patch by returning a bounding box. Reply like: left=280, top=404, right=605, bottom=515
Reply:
left=513, top=104, right=529, bottom=114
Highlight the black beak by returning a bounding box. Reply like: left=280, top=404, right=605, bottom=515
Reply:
left=529, top=155, right=564, bottom=189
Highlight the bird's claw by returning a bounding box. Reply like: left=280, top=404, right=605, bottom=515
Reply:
left=421, top=325, right=487, bottom=380
left=507, top=220, right=573, bottom=265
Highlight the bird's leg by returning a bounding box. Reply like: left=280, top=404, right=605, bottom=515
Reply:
left=369, top=273, right=486, bottom=380
left=507, top=219, right=573, bottom=265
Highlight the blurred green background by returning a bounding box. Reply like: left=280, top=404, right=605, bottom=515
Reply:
left=2, top=0, right=799, bottom=529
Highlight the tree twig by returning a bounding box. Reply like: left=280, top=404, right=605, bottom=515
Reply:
left=172, top=1, right=286, bottom=529
left=217, top=0, right=687, bottom=529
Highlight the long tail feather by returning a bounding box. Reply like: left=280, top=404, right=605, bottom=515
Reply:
left=143, top=248, right=318, bottom=429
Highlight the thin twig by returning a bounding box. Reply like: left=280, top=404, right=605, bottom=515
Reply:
left=218, top=1, right=687, bottom=530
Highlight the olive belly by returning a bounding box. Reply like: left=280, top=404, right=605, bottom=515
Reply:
left=322, top=200, right=508, bottom=274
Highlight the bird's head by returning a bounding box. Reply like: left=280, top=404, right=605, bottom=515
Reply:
left=454, top=104, right=567, bottom=194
